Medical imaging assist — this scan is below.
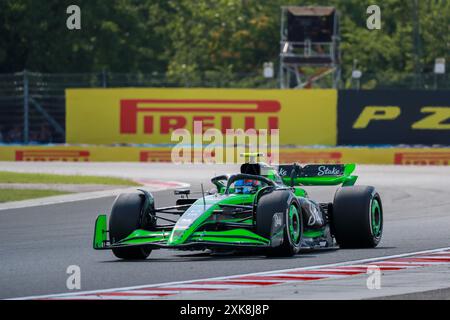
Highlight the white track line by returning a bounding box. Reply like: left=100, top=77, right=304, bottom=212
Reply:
left=417, top=255, right=450, bottom=259
left=0, top=181, right=190, bottom=211
left=11, top=246, right=450, bottom=300
left=160, top=284, right=259, bottom=289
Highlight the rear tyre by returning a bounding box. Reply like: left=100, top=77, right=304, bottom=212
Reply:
left=332, top=186, right=383, bottom=248
left=109, top=193, right=152, bottom=260
left=256, top=190, right=303, bottom=257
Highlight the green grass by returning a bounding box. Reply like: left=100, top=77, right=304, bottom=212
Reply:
left=0, top=189, right=72, bottom=203
left=0, top=171, right=141, bottom=186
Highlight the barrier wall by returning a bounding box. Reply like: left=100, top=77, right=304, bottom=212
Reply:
left=337, top=90, right=450, bottom=145
left=1, top=145, right=449, bottom=165
left=66, top=88, right=449, bottom=146
left=66, top=88, right=337, bottom=145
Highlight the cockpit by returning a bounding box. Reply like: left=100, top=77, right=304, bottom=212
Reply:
left=231, top=179, right=263, bottom=194
left=210, top=157, right=283, bottom=195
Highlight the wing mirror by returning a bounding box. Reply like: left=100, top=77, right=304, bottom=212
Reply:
left=174, top=189, right=191, bottom=198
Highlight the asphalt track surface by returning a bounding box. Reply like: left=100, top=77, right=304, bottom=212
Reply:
left=0, top=164, right=449, bottom=299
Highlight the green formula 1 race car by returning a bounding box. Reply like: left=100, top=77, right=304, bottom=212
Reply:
left=93, top=156, right=383, bottom=259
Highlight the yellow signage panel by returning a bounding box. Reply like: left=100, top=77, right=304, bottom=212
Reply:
left=66, top=88, right=337, bottom=145
left=2, top=145, right=450, bottom=165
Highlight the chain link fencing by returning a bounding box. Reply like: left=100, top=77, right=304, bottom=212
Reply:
left=0, top=70, right=448, bottom=145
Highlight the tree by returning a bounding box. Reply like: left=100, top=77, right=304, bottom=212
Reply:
left=0, top=0, right=448, bottom=89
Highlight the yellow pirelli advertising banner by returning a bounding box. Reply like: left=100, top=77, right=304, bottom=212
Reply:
left=0, top=146, right=449, bottom=165
left=66, top=88, right=337, bottom=145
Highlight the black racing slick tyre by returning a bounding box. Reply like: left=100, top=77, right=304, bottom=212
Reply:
left=109, top=193, right=152, bottom=260
left=256, top=190, right=303, bottom=257
left=332, top=186, right=383, bottom=248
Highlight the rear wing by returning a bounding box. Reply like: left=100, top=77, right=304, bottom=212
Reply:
left=277, top=164, right=357, bottom=186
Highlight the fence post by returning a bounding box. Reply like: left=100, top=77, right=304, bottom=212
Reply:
left=23, top=70, right=29, bottom=144
left=102, top=69, right=107, bottom=88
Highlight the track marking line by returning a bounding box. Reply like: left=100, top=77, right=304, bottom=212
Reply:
left=231, top=275, right=326, bottom=281
left=12, top=247, right=450, bottom=300
left=182, top=280, right=285, bottom=286
left=0, top=181, right=190, bottom=211
left=321, top=266, right=406, bottom=271
left=157, top=284, right=258, bottom=289
left=286, top=270, right=364, bottom=276
left=134, top=287, right=223, bottom=292
left=85, top=292, right=175, bottom=297
left=428, top=252, right=450, bottom=256
left=123, top=290, right=186, bottom=294
left=367, top=262, right=428, bottom=268
left=417, top=255, right=450, bottom=259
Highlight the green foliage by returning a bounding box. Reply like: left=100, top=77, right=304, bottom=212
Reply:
left=0, top=0, right=168, bottom=73
left=0, top=0, right=448, bottom=87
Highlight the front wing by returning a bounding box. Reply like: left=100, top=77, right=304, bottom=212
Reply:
left=93, top=215, right=271, bottom=251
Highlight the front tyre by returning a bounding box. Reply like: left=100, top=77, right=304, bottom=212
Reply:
left=332, top=186, right=383, bottom=248
left=109, top=193, right=152, bottom=260
left=256, top=190, right=303, bottom=257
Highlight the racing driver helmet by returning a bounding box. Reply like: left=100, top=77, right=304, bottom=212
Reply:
left=234, top=179, right=260, bottom=194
